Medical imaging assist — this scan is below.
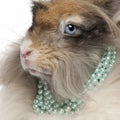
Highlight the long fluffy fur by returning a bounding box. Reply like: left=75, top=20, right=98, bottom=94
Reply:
left=0, top=0, right=120, bottom=120
left=0, top=44, right=120, bottom=119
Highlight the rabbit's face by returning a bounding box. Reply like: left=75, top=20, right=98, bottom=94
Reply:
left=20, top=0, right=120, bottom=98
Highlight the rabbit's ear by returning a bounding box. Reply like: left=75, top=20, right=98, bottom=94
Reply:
left=91, top=0, right=120, bottom=14
left=32, top=1, right=47, bottom=16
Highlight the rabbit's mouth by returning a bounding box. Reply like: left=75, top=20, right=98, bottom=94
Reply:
left=28, top=67, right=52, bottom=76
left=20, top=53, right=52, bottom=77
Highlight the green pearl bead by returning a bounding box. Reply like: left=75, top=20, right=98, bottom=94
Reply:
left=53, top=103, right=59, bottom=109
left=46, top=95, right=52, bottom=100
left=38, top=90, right=43, bottom=95
left=34, top=108, right=40, bottom=113
left=65, top=106, right=71, bottom=112
left=34, top=100, right=39, bottom=104
left=33, top=104, right=38, bottom=109
left=38, top=101, right=43, bottom=106
left=44, top=90, right=50, bottom=96
left=36, top=95, right=43, bottom=100
left=38, top=84, right=43, bottom=89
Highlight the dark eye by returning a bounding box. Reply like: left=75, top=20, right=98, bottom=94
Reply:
left=65, top=24, right=77, bottom=35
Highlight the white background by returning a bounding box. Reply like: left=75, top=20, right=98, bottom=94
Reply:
left=0, top=0, right=32, bottom=52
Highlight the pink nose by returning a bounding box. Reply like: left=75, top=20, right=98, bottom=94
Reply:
left=22, top=51, right=32, bottom=58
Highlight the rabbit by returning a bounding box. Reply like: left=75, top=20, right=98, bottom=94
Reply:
left=0, top=0, right=120, bottom=120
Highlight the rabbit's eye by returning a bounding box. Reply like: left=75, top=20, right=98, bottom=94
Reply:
left=65, top=24, right=77, bottom=35
left=64, top=24, right=82, bottom=36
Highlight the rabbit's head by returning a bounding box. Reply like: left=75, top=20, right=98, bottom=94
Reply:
left=20, top=0, right=120, bottom=99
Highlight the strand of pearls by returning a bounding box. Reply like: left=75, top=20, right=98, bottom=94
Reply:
left=33, top=81, right=84, bottom=114
left=86, top=47, right=116, bottom=89
left=33, top=47, right=116, bottom=115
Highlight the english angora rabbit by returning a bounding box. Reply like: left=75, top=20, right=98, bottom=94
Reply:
left=0, top=0, right=120, bottom=120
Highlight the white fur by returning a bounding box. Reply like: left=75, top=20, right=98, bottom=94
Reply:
left=0, top=43, right=120, bottom=120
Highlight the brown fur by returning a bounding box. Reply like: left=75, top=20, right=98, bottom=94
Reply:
left=0, top=0, right=120, bottom=120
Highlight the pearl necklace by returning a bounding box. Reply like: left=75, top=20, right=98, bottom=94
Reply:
left=33, top=47, right=116, bottom=114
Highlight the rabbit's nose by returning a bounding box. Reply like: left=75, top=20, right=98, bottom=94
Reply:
left=22, top=50, right=32, bottom=58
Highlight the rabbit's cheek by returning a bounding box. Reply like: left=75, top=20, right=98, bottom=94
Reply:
left=35, top=52, right=58, bottom=73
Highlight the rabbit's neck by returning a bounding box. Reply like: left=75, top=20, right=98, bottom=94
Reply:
left=33, top=47, right=116, bottom=115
